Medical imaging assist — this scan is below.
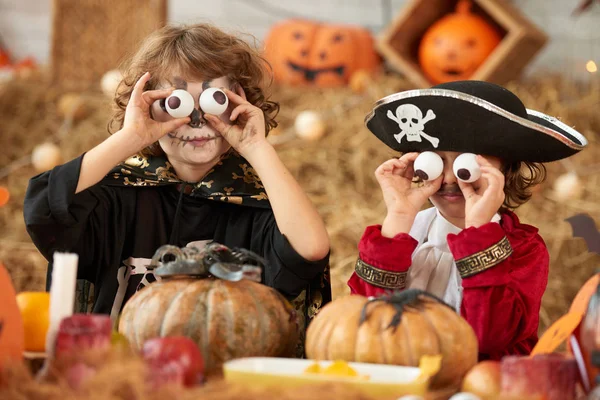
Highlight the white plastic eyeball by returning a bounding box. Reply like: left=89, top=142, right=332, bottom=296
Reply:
left=453, top=153, right=481, bottom=183
left=199, top=87, right=229, bottom=115
left=413, top=151, right=443, bottom=181
left=165, top=89, right=195, bottom=118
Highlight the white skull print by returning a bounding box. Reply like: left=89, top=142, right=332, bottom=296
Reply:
left=387, top=104, right=439, bottom=148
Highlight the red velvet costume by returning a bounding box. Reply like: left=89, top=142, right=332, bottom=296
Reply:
left=348, top=209, right=549, bottom=361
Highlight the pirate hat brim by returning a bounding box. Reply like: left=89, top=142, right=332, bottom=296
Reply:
left=365, top=81, right=587, bottom=163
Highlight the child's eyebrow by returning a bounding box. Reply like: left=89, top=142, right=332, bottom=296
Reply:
left=172, top=76, right=187, bottom=89
left=202, top=80, right=212, bottom=91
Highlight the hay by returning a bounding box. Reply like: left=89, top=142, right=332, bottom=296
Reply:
left=1, top=72, right=599, bottom=334
left=0, top=350, right=381, bottom=400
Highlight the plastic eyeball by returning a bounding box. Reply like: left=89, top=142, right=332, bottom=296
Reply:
left=413, top=151, right=443, bottom=181
left=199, top=87, right=229, bottom=115
left=165, top=89, right=195, bottom=118
left=453, top=153, right=481, bottom=183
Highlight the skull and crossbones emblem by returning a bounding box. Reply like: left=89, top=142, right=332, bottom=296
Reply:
left=387, top=104, right=439, bottom=148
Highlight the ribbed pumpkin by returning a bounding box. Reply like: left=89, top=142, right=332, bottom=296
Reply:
left=305, top=290, right=478, bottom=388
left=263, top=19, right=381, bottom=87
left=0, top=262, right=25, bottom=369
left=118, top=278, right=299, bottom=376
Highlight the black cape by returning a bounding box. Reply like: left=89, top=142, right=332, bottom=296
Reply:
left=24, top=151, right=331, bottom=355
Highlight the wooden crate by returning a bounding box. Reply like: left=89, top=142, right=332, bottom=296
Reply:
left=377, top=0, right=548, bottom=88
left=50, top=0, right=167, bottom=91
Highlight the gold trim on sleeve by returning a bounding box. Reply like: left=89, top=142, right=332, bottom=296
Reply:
left=355, top=258, right=407, bottom=289
left=456, top=236, right=513, bottom=278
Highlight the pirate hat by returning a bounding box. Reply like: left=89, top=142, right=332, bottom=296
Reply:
left=365, top=80, right=587, bottom=162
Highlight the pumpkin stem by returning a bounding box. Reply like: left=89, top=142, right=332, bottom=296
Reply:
left=359, top=289, right=454, bottom=330
left=455, top=0, right=472, bottom=14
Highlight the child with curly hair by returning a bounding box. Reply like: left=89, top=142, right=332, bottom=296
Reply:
left=24, top=24, right=331, bottom=328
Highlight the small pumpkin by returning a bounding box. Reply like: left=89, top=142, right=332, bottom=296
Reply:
left=305, top=290, right=478, bottom=388
left=418, top=0, right=502, bottom=85
left=0, top=262, right=25, bottom=368
left=118, top=249, right=299, bottom=376
left=264, top=19, right=381, bottom=87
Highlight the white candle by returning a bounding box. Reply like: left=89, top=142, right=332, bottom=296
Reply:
left=45, top=252, right=78, bottom=356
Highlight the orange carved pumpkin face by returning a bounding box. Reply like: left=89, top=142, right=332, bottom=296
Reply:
left=264, top=19, right=381, bottom=87
left=0, top=263, right=25, bottom=369
left=418, top=0, right=502, bottom=85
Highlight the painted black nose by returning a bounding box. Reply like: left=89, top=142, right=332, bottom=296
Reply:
left=188, top=108, right=206, bottom=128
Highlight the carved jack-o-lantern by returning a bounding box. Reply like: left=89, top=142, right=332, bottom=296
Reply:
left=264, top=19, right=381, bottom=87
left=418, top=0, right=502, bottom=85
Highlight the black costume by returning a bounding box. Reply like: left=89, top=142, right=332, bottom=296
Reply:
left=24, top=150, right=331, bottom=346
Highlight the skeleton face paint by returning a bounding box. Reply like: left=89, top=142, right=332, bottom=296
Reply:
left=154, top=76, right=238, bottom=169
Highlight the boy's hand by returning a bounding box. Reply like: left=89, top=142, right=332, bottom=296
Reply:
left=123, top=72, right=190, bottom=150
left=203, top=88, right=267, bottom=157
left=459, top=155, right=506, bottom=228
left=376, top=153, right=442, bottom=236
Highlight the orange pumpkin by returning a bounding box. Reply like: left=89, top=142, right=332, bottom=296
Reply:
left=118, top=278, right=298, bottom=376
left=305, top=290, right=478, bottom=388
left=0, top=263, right=25, bottom=368
left=418, top=0, right=502, bottom=85
left=264, top=19, right=381, bottom=87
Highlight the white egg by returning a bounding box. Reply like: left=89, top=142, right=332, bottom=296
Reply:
left=100, top=69, right=122, bottom=98
left=31, top=143, right=63, bottom=172
left=449, top=393, right=482, bottom=400
left=453, top=153, right=481, bottom=183
left=199, top=87, right=229, bottom=115
left=294, top=111, right=326, bottom=141
left=413, top=151, right=443, bottom=181
left=165, top=89, right=195, bottom=118
left=396, top=395, right=424, bottom=400
left=553, top=172, right=583, bottom=202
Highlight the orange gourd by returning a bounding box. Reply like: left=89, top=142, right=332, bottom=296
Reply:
left=305, top=290, right=478, bottom=388
left=0, top=263, right=25, bottom=369
left=264, top=19, right=381, bottom=87
left=418, top=0, right=502, bottom=85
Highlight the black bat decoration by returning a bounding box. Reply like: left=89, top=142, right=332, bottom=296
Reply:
left=565, top=213, right=600, bottom=255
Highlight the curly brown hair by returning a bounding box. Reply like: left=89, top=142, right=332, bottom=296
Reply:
left=501, top=160, right=546, bottom=210
left=108, top=23, right=279, bottom=156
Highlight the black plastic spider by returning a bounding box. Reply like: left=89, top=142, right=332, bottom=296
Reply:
left=147, top=242, right=267, bottom=282
left=359, top=289, right=455, bottom=331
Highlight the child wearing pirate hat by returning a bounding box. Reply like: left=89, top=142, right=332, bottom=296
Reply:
left=348, top=80, right=587, bottom=360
